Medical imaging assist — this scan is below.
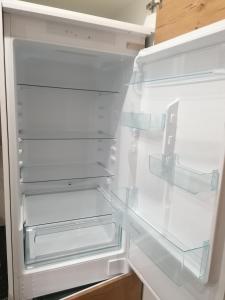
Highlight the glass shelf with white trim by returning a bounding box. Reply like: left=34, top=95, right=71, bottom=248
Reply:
left=18, top=130, right=116, bottom=141
left=20, top=162, right=114, bottom=184
left=129, top=69, right=225, bottom=87
left=17, top=83, right=120, bottom=95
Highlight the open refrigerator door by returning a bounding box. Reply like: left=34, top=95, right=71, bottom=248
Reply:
left=109, top=19, right=225, bottom=300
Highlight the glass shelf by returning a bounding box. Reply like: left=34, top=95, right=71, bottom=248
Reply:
left=109, top=188, right=210, bottom=285
left=19, top=130, right=116, bottom=141
left=17, top=83, right=120, bottom=94
left=129, top=69, right=225, bottom=87
left=149, top=154, right=219, bottom=195
left=24, top=215, right=121, bottom=266
left=20, top=163, right=113, bottom=183
left=122, top=112, right=166, bottom=131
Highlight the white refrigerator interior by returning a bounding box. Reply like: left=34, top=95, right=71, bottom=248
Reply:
left=13, top=40, right=135, bottom=266
left=2, top=3, right=225, bottom=300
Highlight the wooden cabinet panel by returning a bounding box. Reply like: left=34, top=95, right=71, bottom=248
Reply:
left=155, top=0, right=225, bottom=43
left=63, top=273, right=143, bottom=300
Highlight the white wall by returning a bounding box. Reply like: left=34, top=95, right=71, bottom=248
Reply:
left=113, top=0, right=156, bottom=29
left=22, top=0, right=156, bottom=27
left=23, top=0, right=125, bottom=19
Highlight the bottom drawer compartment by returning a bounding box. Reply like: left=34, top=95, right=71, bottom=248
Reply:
left=24, top=215, right=122, bottom=266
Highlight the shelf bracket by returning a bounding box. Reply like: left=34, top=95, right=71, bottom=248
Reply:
left=107, top=259, right=129, bottom=276
left=162, top=99, right=179, bottom=162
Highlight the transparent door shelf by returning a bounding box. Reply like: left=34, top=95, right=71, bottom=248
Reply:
left=149, top=154, right=219, bottom=195
left=129, top=69, right=225, bottom=87
left=20, top=163, right=113, bottom=183
left=122, top=112, right=166, bottom=131
left=19, top=131, right=116, bottom=140
left=109, top=188, right=209, bottom=285
left=24, top=188, right=122, bottom=266
left=25, top=215, right=121, bottom=266
left=18, top=83, right=120, bottom=94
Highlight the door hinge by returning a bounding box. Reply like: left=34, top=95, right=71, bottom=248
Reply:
left=146, top=0, right=163, bottom=13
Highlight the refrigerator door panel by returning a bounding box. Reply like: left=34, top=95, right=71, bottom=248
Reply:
left=111, top=20, right=225, bottom=300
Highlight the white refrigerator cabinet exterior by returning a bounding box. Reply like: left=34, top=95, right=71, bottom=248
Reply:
left=1, top=1, right=225, bottom=300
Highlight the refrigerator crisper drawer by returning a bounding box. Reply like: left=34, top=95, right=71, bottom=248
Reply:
left=24, top=216, right=121, bottom=266
left=23, top=189, right=122, bottom=266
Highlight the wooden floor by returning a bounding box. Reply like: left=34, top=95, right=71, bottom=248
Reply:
left=34, top=273, right=142, bottom=300
left=65, top=273, right=143, bottom=300
left=34, top=283, right=97, bottom=300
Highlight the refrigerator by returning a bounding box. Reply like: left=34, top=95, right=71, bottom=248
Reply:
left=1, top=1, right=225, bottom=300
